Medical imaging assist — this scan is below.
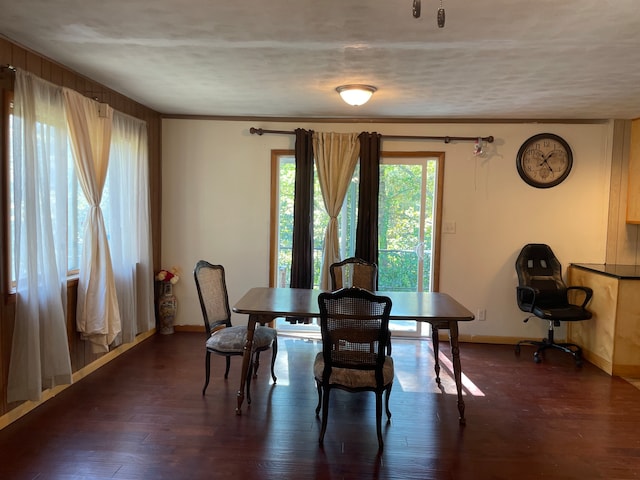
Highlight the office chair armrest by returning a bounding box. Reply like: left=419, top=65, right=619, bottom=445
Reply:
left=567, top=286, right=593, bottom=308
left=516, top=285, right=538, bottom=312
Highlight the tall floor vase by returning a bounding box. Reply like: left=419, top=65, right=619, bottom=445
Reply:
left=158, top=282, right=177, bottom=335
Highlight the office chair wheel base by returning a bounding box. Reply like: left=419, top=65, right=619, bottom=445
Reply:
left=533, top=352, right=542, bottom=364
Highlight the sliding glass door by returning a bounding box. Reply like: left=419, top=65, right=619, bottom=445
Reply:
left=379, top=152, right=443, bottom=336
left=270, top=150, right=443, bottom=338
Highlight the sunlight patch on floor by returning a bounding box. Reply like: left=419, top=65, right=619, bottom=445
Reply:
left=277, top=333, right=485, bottom=397
left=395, top=350, right=485, bottom=397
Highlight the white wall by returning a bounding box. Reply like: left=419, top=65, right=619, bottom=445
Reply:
left=161, top=119, right=613, bottom=343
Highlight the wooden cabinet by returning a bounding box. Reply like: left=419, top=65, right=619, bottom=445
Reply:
left=568, top=264, right=640, bottom=376
left=627, top=119, right=640, bottom=223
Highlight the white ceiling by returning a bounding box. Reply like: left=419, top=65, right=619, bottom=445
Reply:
left=2, top=0, right=640, bottom=120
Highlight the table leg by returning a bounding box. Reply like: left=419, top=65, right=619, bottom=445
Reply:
left=431, top=324, right=441, bottom=384
left=236, top=314, right=258, bottom=414
left=448, top=320, right=466, bottom=425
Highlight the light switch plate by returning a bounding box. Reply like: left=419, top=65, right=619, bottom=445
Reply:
left=443, top=221, right=456, bottom=234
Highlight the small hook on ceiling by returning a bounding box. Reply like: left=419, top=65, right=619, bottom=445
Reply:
left=437, top=0, right=445, bottom=28
left=412, top=0, right=421, bottom=18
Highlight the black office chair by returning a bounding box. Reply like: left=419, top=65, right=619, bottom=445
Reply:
left=514, top=244, right=593, bottom=366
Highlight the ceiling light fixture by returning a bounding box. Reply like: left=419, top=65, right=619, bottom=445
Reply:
left=336, top=84, right=377, bottom=106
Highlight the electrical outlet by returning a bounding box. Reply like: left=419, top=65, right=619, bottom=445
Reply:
left=477, top=309, right=486, bottom=321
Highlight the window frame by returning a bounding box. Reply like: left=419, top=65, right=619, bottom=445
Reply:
left=269, top=149, right=445, bottom=293
left=2, top=89, right=12, bottom=298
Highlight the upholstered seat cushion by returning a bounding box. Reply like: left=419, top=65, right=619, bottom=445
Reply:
left=206, top=325, right=276, bottom=353
left=313, top=352, right=394, bottom=389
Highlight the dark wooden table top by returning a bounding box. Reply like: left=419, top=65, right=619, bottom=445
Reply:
left=232, top=287, right=475, bottom=323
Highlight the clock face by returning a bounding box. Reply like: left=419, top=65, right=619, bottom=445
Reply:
left=516, top=133, right=573, bottom=188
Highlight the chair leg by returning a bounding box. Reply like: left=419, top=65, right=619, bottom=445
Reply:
left=270, top=338, right=278, bottom=383
left=384, top=384, right=393, bottom=421
left=315, top=380, right=322, bottom=416
left=223, top=356, right=231, bottom=379
left=375, top=391, right=384, bottom=450
left=319, top=386, right=330, bottom=444
left=202, top=351, right=211, bottom=396
left=246, top=352, right=255, bottom=405
left=253, top=351, right=261, bottom=379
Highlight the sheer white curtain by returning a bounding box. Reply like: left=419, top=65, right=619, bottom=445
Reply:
left=7, top=70, right=73, bottom=402
left=313, top=132, right=360, bottom=290
left=63, top=89, right=121, bottom=353
left=107, top=112, right=155, bottom=344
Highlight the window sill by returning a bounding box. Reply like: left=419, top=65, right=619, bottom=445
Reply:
left=6, top=275, right=80, bottom=304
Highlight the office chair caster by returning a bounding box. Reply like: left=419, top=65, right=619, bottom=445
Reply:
left=515, top=343, right=546, bottom=363
left=573, top=351, right=583, bottom=367
left=515, top=343, right=541, bottom=363
left=514, top=342, right=544, bottom=363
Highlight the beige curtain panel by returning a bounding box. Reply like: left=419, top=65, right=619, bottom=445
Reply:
left=63, top=89, right=121, bottom=353
left=313, top=132, right=360, bottom=290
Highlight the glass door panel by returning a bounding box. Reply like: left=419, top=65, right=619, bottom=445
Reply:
left=379, top=154, right=441, bottom=337
left=271, top=150, right=442, bottom=338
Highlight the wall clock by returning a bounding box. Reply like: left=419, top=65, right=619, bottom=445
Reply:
left=516, top=133, right=573, bottom=188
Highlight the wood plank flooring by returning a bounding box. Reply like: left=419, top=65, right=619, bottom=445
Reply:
left=1, top=332, right=639, bottom=479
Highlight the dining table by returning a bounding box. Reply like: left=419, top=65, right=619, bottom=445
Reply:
left=232, top=287, right=475, bottom=424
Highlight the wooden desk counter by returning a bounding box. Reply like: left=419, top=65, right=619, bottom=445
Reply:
left=568, top=264, right=640, bottom=376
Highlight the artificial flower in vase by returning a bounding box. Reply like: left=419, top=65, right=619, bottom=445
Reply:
left=156, top=267, right=180, bottom=334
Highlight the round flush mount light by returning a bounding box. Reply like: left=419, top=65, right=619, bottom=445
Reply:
left=336, top=84, right=377, bottom=106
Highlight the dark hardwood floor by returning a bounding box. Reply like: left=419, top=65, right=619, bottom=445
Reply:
left=1, top=332, right=640, bottom=480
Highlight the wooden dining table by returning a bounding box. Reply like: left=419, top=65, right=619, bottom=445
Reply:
left=232, top=287, right=475, bottom=424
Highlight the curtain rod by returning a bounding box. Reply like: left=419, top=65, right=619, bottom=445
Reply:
left=1, top=64, right=17, bottom=73
left=249, top=127, right=493, bottom=144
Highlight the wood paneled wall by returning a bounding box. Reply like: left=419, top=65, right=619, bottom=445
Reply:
left=0, top=36, right=162, bottom=418
left=606, top=120, right=640, bottom=264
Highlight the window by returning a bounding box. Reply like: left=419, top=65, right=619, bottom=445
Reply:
left=269, top=150, right=359, bottom=290
left=68, top=156, right=90, bottom=272
left=7, top=97, right=89, bottom=284
left=6, top=89, right=145, bottom=289
left=270, top=149, right=444, bottom=337
left=6, top=71, right=155, bottom=400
